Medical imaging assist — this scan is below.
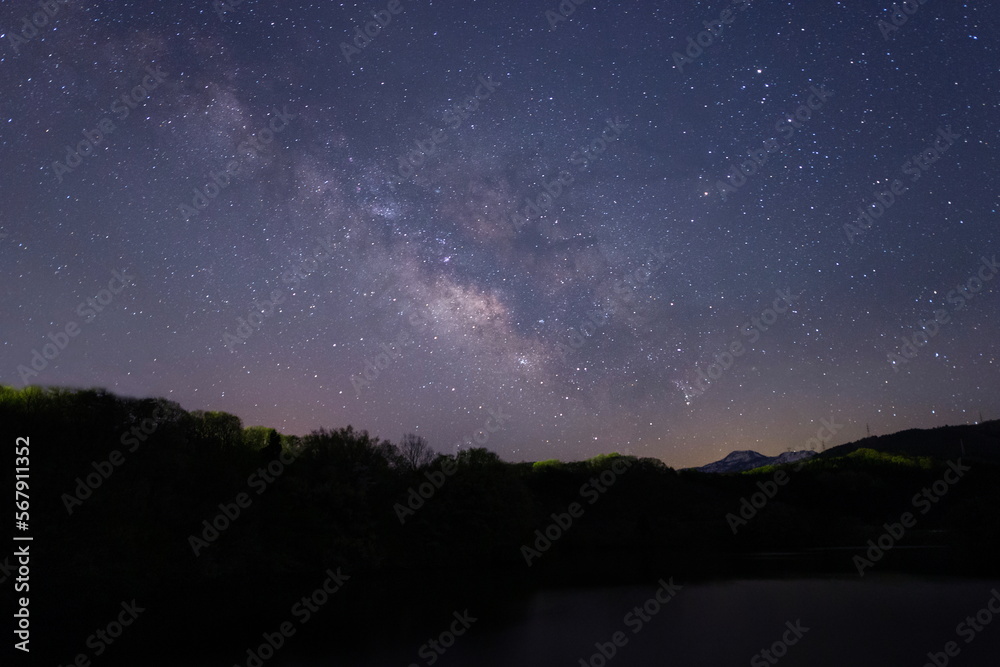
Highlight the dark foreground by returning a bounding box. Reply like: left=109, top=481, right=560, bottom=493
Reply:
left=3, top=386, right=999, bottom=664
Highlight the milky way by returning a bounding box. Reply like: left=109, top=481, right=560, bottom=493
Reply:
left=2, top=0, right=998, bottom=466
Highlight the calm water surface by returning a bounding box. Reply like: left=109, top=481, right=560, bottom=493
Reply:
left=300, top=575, right=1000, bottom=667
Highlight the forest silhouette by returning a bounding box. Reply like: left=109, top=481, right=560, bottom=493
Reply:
left=3, top=385, right=998, bottom=664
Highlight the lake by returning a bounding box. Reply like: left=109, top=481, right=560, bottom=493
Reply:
left=303, top=575, right=1000, bottom=667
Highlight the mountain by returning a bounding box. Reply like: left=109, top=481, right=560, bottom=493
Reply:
left=816, top=420, right=1000, bottom=465
left=695, top=419, right=1000, bottom=473
left=696, top=449, right=816, bottom=473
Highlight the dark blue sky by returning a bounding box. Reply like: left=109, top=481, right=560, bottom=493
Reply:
left=2, top=0, right=997, bottom=467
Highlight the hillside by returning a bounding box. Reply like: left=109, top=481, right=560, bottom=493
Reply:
left=3, top=385, right=999, bottom=663
left=817, top=421, right=1000, bottom=465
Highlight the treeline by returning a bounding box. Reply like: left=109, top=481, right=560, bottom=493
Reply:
left=2, top=385, right=999, bottom=663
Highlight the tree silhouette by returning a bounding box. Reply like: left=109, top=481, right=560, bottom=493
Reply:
left=399, top=432, right=435, bottom=470
left=263, top=428, right=281, bottom=460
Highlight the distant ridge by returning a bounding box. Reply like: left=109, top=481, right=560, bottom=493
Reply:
left=817, top=420, right=1000, bottom=465
left=694, top=419, right=1000, bottom=473
left=696, top=449, right=816, bottom=473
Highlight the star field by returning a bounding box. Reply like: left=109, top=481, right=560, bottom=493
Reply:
left=1, top=0, right=997, bottom=467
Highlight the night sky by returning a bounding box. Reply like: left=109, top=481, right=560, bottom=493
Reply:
left=2, top=0, right=997, bottom=468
